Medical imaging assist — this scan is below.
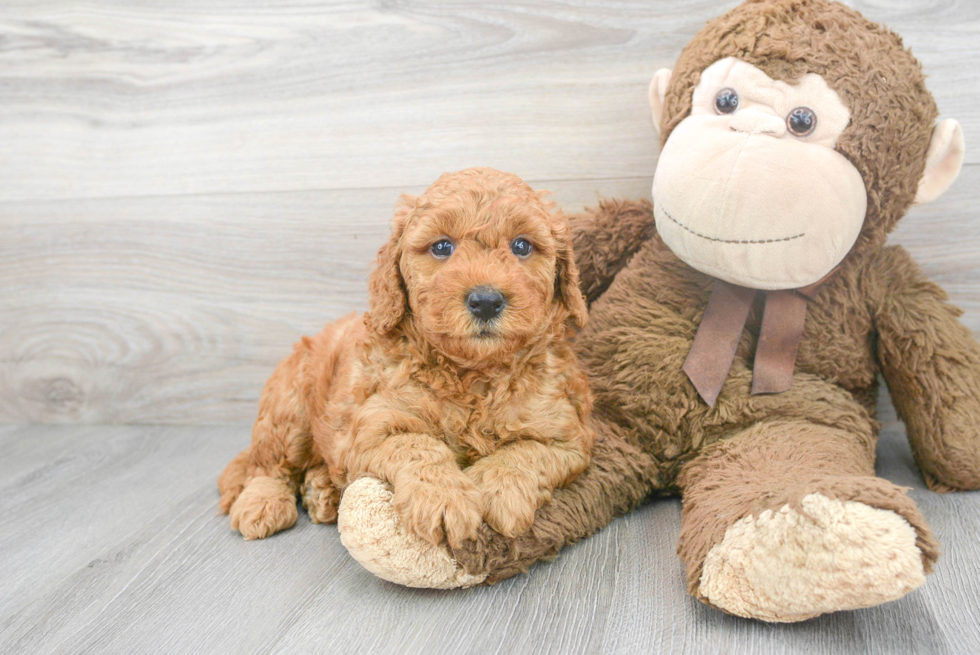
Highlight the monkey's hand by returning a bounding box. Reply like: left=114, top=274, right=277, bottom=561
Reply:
left=570, top=198, right=656, bottom=305
left=872, top=245, right=980, bottom=492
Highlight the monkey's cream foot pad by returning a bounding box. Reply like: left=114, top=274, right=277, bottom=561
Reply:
left=698, top=493, right=926, bottom=622
left=338, top=477, right=486, bottom=589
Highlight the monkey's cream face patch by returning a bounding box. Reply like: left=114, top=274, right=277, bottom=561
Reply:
left=653, top=58, right=867, bottom=290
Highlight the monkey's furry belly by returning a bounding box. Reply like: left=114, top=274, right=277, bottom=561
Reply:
left=573, top=238, right=880, bottom=489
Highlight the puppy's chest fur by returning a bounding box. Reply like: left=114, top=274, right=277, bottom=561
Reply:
left=403, top=354, right=575, bottom=465
left=311, top=325, right=587, bottom=479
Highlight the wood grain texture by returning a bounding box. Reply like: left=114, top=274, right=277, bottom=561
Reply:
left=1, top=0, right=978, bottom=425
left=0, top=176, right=646, bottom=423
left=2, top=167, right=977, bottom=424
left=1, top=401, right=978, bottom=655
left=1, top=2, right=978, bottom=652
left=1, top=0, right=979, bottom=424
left=0, top=0, right=977, bottom=204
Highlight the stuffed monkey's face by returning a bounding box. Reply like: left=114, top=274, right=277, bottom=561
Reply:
left=652, top=58, right=866, bottom=290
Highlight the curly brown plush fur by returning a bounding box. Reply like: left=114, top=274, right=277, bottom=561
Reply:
left=218, top=168, right=594, bottom=546
left=443, top=0, right=980, bottom=622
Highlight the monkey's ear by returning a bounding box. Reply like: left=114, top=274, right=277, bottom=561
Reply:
left=649, top=68, right=672, bottom=137
left=365, top=195, right=415, bottom=334
left=914, top=119, right=965, bottom=205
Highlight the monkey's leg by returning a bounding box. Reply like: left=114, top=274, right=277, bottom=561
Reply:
left=337, top=422, right=659, bottom=588
left=678, top=419, right=939, bottom=622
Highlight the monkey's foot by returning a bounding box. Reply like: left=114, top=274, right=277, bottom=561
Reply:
left=338, top=477, right=487, bottom=589
left=698, top=493, right=926, bottom=622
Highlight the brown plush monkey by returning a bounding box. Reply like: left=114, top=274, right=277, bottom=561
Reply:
left=336, top=0, right=978, bottom=621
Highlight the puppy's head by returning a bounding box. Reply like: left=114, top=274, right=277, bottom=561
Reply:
left=365, top=168, right=587, bottom=366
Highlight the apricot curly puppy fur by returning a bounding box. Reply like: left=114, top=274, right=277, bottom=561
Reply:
left=218, top=168, right=595, bottom=548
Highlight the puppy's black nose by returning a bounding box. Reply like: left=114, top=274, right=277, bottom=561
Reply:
left=466, top=287, right=506, bottom=322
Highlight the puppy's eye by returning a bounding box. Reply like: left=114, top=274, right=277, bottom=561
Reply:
left=510, top=238, right=533, bottom=258
left=714, top=88, right=739, bottom=114
left=430, top=239, right=454, bottom=258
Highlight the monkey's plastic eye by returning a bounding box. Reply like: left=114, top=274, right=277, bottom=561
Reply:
left=510, top=238, right=533, bottom=258
left=787, top=107, right=817, bottom=136
left=714, top=88, right=739, bottom=114
left=430, top=239, right=454, bottom=258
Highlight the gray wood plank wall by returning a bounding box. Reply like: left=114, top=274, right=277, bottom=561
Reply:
left=1, top=0, right=978, bottom=425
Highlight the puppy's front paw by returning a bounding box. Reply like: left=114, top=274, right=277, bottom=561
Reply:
left=471, top=469, right=548, bottom=538
left=229, top=476, right=298, bottom=540
left=301, top=474, right=341, bottom=524
left=392, top=471, right=483, bottom=548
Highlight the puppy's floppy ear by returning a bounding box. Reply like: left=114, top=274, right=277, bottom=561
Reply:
left=365, top=194, right=415, bottom=334
left=549, top=205, right=588, bottom=329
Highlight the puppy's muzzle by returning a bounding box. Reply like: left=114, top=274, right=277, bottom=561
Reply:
left=466, top=286, right=507, bottom=323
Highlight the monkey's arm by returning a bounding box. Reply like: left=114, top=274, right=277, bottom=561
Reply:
left=871, top=245, right=980, bottom=491
left=454, top=421, right=659, bottom=583
left=569, top=198, right=656, bottom=305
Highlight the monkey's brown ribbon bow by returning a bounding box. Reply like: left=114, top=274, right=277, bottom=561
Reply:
left=683, top=274, right=831, bottom=407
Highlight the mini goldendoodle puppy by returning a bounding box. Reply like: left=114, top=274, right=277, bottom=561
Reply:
left=218, top=168, right=594, bottom=548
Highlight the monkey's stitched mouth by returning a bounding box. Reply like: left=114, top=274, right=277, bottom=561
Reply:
left=658, top=205, right=805, bottom=245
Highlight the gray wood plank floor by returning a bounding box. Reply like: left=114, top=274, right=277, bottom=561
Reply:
left=2, top=1, right=979, bottom=653
left=1, top=396, right=979, bottom=655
